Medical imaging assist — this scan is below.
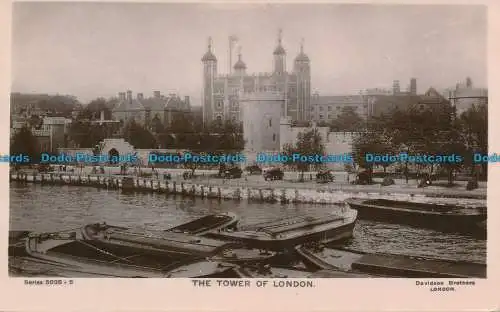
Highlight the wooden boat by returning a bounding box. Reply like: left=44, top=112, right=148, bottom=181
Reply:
left=295, top=245, right=486, bottom=278
left=9, top=230, right=32, bottom=256
left=121, top=177, right=136, bottom=193
left=345, top=198, right=486, bottom=237
left=167, top=212, right=239, bottom=235
left=82, top=222, right=277, bottom=264
left=24, top=231, right=242, bottom=278
left=234, top=264, right=315, bottom=278
left=204, top=208, right=358, bottom=252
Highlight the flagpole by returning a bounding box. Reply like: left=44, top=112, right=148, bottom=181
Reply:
left=229, top=36, right=233, bottom=75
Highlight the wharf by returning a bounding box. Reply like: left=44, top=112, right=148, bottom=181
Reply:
left=10, top=171, right=486, bottom=205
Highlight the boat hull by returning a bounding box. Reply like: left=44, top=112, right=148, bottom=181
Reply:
left=295, top=245, right=486, bottom=278
left=9, top=230, right=32, bottom=257
left=82, top=223, right=277, bottom=265
left=205, top=217, right=356, bottom=252
left=346, top=199, right=486, bottom=238
left=22, top=235, right=241, bottom=278
left=167, top=212, right=240, bottom=235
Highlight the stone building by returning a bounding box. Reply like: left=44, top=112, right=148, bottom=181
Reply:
left=202, top=30, right=311, bottom=126
left=311, top=93, right=368, bottom=123
left=241, top=91, right=284, bottom=158
left=111, top=90, right=191, bottom=130
left=447, top=77, right=488, bottom=116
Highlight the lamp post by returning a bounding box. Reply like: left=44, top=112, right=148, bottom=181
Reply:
left=401, top=143, right=409, bottom=184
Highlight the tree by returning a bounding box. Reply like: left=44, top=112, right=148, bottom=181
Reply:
left=283, top=128, right=325, bottom=181
left=352, top=130, right=392, bottom=183
left=217, top=120, right=244, bottom=152
left=123, top=120, right=157, bottom=149
left=151, top=114, right=164, bottom=134
left=10, top=126, right=38, bottom=164
left=86, top=98, right=112, bottom=120
left=68, top=119, right=107, bottom=148
left=458, top=104, right=488, bottom=179
left=329, top=107, right=365, bottom=132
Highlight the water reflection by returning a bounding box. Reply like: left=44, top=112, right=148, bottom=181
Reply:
left=9, top=183, right=486, bottom=263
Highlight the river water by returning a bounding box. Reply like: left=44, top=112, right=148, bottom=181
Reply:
left=9, top=183, right=486, bottom=263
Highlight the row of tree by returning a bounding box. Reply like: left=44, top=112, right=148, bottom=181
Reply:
left=278, top=103, right=487, bottom=185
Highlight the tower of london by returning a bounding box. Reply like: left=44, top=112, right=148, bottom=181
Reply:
left=201, top=29, right=311, bottom=126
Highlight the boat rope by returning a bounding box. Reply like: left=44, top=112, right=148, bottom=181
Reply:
left=108, top=254, right=140, bottom=264
left=75, top=240, right=134, bottom=264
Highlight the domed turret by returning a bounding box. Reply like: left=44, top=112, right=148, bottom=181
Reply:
left=273, top=45, right=286, bottom=56
left=273, top=29, right=286, bottom=56
left=201, top=37, right=217, bottom=62
left=273, top=29, right=286, bottom=74
left=233, top=47, right=247, bottom=71
left=234, top=58, right=247, bottom=70
left=294, top=39, right=309, bottom=62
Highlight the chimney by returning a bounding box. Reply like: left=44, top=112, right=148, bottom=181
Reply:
left=118, top=92, right=126, bottom=101
left=392, top=80, right=400, bottom=95
left=154, top=91, right=161, bottom=98
left=184, top=96, right=190, bottom=109
left=126, top=90, right=132, bottom=102
left=137, top=93, right=144, bottom=100
left=410, top=78, right=417, bottom=95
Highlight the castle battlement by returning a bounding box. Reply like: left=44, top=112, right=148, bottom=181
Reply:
left=201, top=31, right=311, bottom=124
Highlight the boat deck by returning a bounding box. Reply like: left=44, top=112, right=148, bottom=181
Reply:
left=84, top=224, right=238, bottom=255
left=309, top=270, right=373, bottom=278
left=168, top=213, right=237, bottom=234
left=303, top=247, right=365, bottom=271
left=219, top=210, right=357, bottom=241
left=353, top=253, right=486, bottom=278
left=350, top=199, right=486, bottom=216
left=297, top=246, right=486, bottom=278
left=256, top=215, right=345, bottom=235
left=238, top=266, right=313, bottom=278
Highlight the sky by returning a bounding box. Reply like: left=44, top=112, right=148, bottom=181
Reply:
left=11, top=2, right=487, bottom=105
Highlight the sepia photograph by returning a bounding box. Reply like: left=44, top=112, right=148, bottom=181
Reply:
left=2, top=0, right=498, bottom=310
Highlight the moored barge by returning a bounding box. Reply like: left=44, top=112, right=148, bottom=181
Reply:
left=23, top=231, right=242, bottom=278
left=9, top=230, right=32, bottom=257
left=295, top=245, right=486, bottom=278
left=204, top=208, right=358, bottom=252
left=167, top=212, right=239, bottom=235
left=82, top=222, right=277, bottom=264
left=345, top=198, right=486, bottom=237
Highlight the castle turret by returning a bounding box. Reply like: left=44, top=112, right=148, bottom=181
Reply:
left=273, top=29, right=286, bottom=74
left=293, top=39, right=311, bottom=122
left=233, top=46, right=247, bottom=76
left=202, top=37, right=218, bottom=126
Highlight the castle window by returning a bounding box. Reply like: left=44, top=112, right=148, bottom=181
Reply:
left=269, top=119, right=272, bottom=127
left=217, top=101, right=223, bottom=109
left=319, top=106, right=324, bottom=112
left=273, top=133, right=276, bottom=141
left=319, top=114, right=324, bottom=120
left=328, top=106, right=332, bottom=111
